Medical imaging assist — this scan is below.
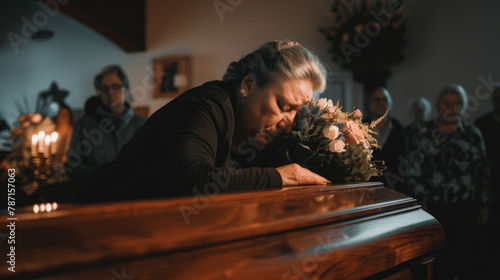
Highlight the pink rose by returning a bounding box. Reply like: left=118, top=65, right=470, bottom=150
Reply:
left=343, top=120, right=365, bottom=145
left=326, top=99, right=336, bottom=113
left=353, top=109, right=362, bottom=119
left=317, top=98, right=327, bottom=110
left=31, top=113, right=42, bottom=124
left=323, top=125, right=340, bottom=140
left=329, top=139, right=345, bottom=153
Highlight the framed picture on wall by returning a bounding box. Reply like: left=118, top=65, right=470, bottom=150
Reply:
left=153, top=55, right=190, bottom=98
left=321, top=72, right=353, bottom=110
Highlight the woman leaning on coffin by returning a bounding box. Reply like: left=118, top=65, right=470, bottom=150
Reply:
left=72, top=40, right=330, bottom=203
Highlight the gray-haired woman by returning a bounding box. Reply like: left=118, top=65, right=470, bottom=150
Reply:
left=407, top=84, right=490, bottom=278
left=405, top=96, right=431, bottom=145
left=72, top=40, right=330, bottom=203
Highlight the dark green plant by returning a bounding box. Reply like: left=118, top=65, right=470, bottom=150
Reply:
left=319, top=0, right=407, bottom=84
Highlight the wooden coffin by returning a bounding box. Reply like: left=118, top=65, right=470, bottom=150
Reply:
left=0, top=182, right=444, bottom=279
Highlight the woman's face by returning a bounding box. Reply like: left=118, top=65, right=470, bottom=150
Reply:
left=237, top=75, right=313, bottom=147
left=370, top=89, right=389, bottom=118
left=438, top=92, right=462, bottom=123
left=96, top=73, right=126, bottom=114
left=411, top=105, right=425, bottom=123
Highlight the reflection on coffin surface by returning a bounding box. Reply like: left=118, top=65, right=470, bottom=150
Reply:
left=1, top=182, right=444, bottom=279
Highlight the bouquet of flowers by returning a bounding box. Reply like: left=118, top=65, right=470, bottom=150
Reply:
left=274, top=98, right=386, bottom=182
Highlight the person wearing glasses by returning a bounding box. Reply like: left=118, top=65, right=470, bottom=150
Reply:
left=363, top=87, right=406, bottom=193
left=65, top=65, right=147, bottom=180
left=72, top=40, right=330, bottom=203
left=406, top=85, right=490, bottom=279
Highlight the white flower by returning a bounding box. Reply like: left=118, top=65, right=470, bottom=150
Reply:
left=317, top=98, right=327, bottom=110
left=326, top=99, right=336, bottom=113
left=329, top=139, right=345, bottom=153
left=323, top=125, right=340, bottom=140
left=353, top=109, right=362, bottom=118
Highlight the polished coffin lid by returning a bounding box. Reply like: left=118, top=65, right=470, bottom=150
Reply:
left=0, top=182, right=444, bottom=279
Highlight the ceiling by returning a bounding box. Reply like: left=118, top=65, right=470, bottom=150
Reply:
left=55, top=0, right=146, bottom=52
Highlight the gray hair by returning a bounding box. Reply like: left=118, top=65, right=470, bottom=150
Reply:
left=408, top=97, right=431, bottom=120
left=94, top=64, right=130, bottom=90
left=223, top=40, right=327, bottom=93
left=436, top=84, right=468, bottom=115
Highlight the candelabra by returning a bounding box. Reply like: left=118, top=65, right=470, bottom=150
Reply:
left=29, top=153, right=55, bottom=184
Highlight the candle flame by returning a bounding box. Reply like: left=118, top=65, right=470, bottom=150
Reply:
left=38, top=131, right=45, bottom=140
left=33, top=202, right=58, bottom=213
left=32, top=134, right=38, bottom=143
left=44, top=135, right=51, bottom=145
left=51, top=132, right=58, bottom=142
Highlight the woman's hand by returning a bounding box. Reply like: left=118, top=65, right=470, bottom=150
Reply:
left=276, top=164, right=330, bottom=186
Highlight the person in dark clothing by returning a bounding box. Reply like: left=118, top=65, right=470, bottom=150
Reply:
left=474, top=85, right=500, bottom=278
left=408, top=84, right=490, bottom=279
left=83, top=95, right=102, bottom=116
left=363, top=87, right=406, bottom=193
left=65, top=65, right=147, bottom=180
left=475, top=86, right=500, bottom=223
left=404, top=97, right=431, bottom=146
left=72, top=40, right=329, bottom=203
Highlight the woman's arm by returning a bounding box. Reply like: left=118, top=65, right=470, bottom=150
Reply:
left=165, top=91, right=327, bottom=195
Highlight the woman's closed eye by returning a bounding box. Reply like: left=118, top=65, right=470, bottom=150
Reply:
left=279, top=103, right=291, bottom=113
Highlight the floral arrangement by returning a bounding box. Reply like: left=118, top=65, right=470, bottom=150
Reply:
left=319, top=0, right=407, bottom=84
left=1, top=111, right=66, bottom=188
left=274, top=98, right=386, bottom=182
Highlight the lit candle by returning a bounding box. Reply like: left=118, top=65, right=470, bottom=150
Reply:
left=44, top=135, right=51, bottom=157
left=31, top=134, right=38, bottom=157
left=51, top=132, right=58, bottom=155
left=38, top=131, right=45, bottom=153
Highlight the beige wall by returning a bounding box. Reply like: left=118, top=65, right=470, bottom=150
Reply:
left=140, top=0, right=336, bottom=113
left=2, top=0, right=500, bottom=126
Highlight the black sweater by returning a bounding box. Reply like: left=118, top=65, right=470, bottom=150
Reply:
left=72, top=81, right=282, bottom=203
